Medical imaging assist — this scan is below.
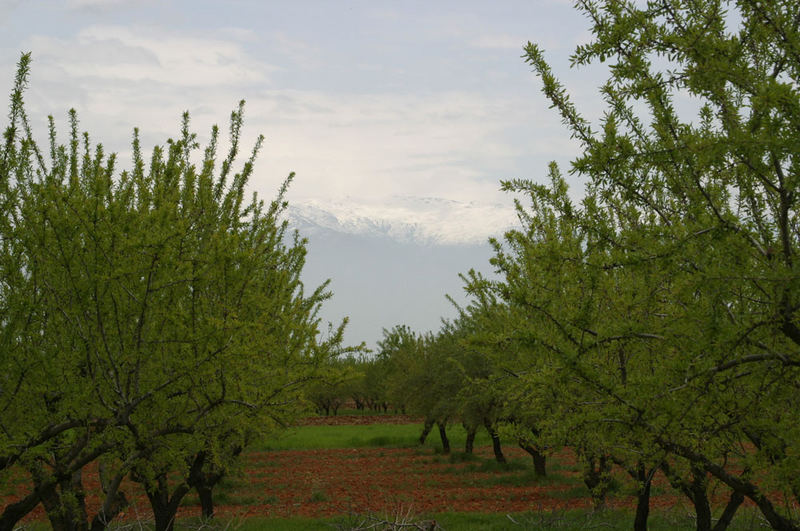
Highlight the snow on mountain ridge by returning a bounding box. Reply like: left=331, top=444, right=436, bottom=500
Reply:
left=287, top=196, right=518, bottom=245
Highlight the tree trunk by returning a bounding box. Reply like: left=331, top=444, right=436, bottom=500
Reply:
left=464, top=424, right=477, bottom=454
left=33, top=467, right=89, bottom=531
left=661, top=462, right=713, bottom=531
left=91, top=465, right=128, bottom=531
left=660, top=439, right=800, bottom=530
left=143, top=474, right=191, bottom=531
left=483, top=418, right=505, bottom=463
left=518, top=441, right=546, bottom=476
left=632, top=464, right=652, bottom=531
left=713, top=490, right=744, bottom=531
left=186, top=450, right=235, bottom=520
left=691, top=472, right=712, bottom=531
left=633, top=479, right=651, bottom=531
left=419, top=419, right=434, bottom=445
left=90, top=489, right=128, bottom=531
left=197, top=485, right=215, bottom=519
left=582, top=454, right=611, bottom=511
left=437, top=421, right=450, bottom=454
left=0, top=490, right=41, bottom=531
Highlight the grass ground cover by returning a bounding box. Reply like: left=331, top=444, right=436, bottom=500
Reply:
left=9, top=509, right=772, bottom=530
left=257, top=421, right=491, bottom=451
left=230, top=508, right=771, bottom=530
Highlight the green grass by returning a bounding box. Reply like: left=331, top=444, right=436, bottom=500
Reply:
left=256, top=422, right=491, bottom=451
left=322, top=408, right=406, bottom=416
left=173, top=506, right=770, bottom=530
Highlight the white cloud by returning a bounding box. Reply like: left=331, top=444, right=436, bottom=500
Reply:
left=10, top=19, right=579, bottom=224
left=65, top=0, right=148, bottom=10
left=27, top=25, right=273, bottom=88
left=246, top=89, right=558, bottom=205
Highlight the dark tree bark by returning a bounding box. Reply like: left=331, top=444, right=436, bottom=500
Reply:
left=464, top=423, right=477, bottom=454
left=133, top=454, right=206, bottom=531
left=186, top=448, right=242, bottom=520
left=582, top=454, right=611, bottom=511
left=714, top=490, right=745, bottom=531
left=483, top=418, right=506, bottom=463
left=437, top=421, right=450, bottom=454
left=197, top=485, right=215, bottom=520
left=660, top=460, right=743, bottom=531
left=90, top=489, right=128, bottom=531
left=419, top=419, right=434, bottom=445
left=659, top=439, right=800, bottom=530
left=633, top=478, right=651, bottom=531
left=90, top=462, right=129, bottom=531
left=189, top=458, right=220, bottom=518
left=0, top=490, right=41, bottom=531
left=662, top=462, right=711, bottom=530
left=144, top=474, right=191, bottom=531
left=33, top=467, right=89, bottom=531
left=632, top=464, right=653, bottom=531
left=518, top=441, right=547, bottom=476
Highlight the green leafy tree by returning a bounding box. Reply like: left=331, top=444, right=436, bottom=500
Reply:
left=476, top=0, right=800, bottom=528
left=0, top=54, right=342, bottom=531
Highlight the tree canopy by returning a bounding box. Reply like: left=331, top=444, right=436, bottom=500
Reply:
left=0, top=53, right=343, bottom=531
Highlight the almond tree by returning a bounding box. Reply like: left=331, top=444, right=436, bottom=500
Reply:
left=0, top=54, right=342, bottom=530
left=499, top=1, right=800, bottom=528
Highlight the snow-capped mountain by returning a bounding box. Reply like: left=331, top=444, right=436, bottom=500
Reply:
left=287, top=196, right=518, bottom=246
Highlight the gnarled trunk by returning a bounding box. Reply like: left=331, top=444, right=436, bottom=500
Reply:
left=464, top=423, right=477, bottom=454
left=582, top=454, right=611, bottom=511
left=419, top=418, right=434, bottom=445
left=660, top=461, right=744, bottom=531
left=483, top=418, right=505, bottom=463
left=33, top=467, right=88, bottom=531
left=437, top=421, right=450, bottom=454
left=631, top=463, right=653, bottom=531
left=186, top=449, right=241, bottom=520
left=143, top=474, right=191, bottom=531
left=90, top=464, right=129, bottom=531
left=518, top=441, right=546, bottom=476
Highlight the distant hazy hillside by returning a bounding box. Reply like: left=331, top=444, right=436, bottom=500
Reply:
left=287, top=199, right=508, bottom=349
left=288, top=195, right=517, bottom=246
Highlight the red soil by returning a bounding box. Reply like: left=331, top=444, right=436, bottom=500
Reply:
left=0, top=415, right=779, bottom=525
left=297, top=414, right=421, bottom=426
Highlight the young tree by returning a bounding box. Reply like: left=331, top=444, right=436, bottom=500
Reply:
left=0, top=54, right=342, bottom=530
left=498, top=0, right=800, bottom=528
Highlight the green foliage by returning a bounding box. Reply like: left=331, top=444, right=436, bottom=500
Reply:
left=305, top=354, right=364, bottom=416
left=448, top=0, right=800, bottom=528
left=0, top=53, right=343, bottom=529
left=388, top=1, right=800, bottom=529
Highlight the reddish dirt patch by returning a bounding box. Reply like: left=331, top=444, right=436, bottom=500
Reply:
left=224, top=446, right=590, bottom=519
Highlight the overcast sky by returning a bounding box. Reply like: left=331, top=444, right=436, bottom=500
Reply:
left=2, top=0, right=615, bottom=346
left=0, top=0, right=608, bottom=219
